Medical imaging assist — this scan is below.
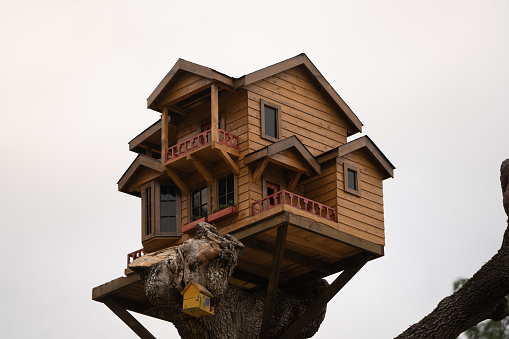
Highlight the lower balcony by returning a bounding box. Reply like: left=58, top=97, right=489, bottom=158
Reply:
left=251, top=190, right=337, bottom=222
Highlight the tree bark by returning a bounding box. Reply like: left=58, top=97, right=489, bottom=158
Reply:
left=397, top=159, right=509, bottom=339
left=129, top=222, right=327, bottom=339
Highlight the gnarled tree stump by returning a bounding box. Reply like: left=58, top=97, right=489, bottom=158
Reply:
left=130, top=222, right=327, bottom=338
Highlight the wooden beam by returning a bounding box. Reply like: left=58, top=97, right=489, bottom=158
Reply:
left=280, top=260, right=368, bottom=339
left=217, top=149, right=240, bottom=175
left=242, top=237, right=332, bottom=275
left=252, top=159, right=269, bottom=184
left=231, top=268, right=268, bottom=287
left=211, top=83, right=219, bottom=143
left=260, top=224, right=288, bottom=339
left=168, top=105, right=187, bottom=116
left=161, top=107, right=169, bottom=165
left=187, top=155, right=214, bottom=187
left=102, top=296, right=156, bottom=339
left=287, top=171, right=302, bottom=191
left=164, top=169, right=189, bottom=196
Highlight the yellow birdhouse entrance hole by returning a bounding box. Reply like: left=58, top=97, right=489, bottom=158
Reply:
left=181, top=281, right=215, bottom=318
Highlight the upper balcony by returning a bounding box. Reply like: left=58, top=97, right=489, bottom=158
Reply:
left=165, top=128, right=239, bottom=166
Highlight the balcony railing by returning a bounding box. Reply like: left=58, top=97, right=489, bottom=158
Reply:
left=127, top=248, right=145, bottom=267
left=252, top=190, right=337, bottom=222
left=166, top=129, right=238, bottom=162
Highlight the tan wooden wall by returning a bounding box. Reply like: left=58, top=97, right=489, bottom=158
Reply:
left=244, top=65, right=349, bottom=157
left=336, top=149, right=385, bottom=245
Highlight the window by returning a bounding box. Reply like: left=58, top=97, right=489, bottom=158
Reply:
left=144, top=187, right=152, bottom=236
left=141, top=181, right=181, bottom=241
left=192, top=186, right=208, bottom=219
left=343, top=163, right=361, bottom=196
left=217, top=175, right=235, bottom=207
left=160, top=185, right=177, bottom=233
left=260, top=99, right=282, bottom=142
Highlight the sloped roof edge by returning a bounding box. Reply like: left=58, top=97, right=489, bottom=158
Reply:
left=147, top=58, right=235, bottom=110
left=244, top=135, right=321, bottom=176
left=146, top=55, right=363, bottom=135
left=235, top=53, right=363, bottom=135
left=117, top=155, right=164, bottom=194
left=317, top=136, right=395, bottom=179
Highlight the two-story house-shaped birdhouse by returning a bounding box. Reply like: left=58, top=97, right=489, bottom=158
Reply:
left=92, top=54, right=394, bottom=333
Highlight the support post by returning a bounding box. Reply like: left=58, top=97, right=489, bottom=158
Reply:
left=161, top=106, right=169, bottom=165
left=102, top=296, right=156, bottom=339
left=259, top=224, right=288, bottom=339
left=287, top=171, right=303, bottom=191
left=211, top=83, right=219, bottom=143
left=280, top=260, right=368, bottom=339
left=187, top=155, right=214, bottom=187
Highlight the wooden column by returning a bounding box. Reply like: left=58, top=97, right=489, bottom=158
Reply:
left=260, top=224, right=288, bottom=339
left=161, top=106, right=169, bottom=165
left=211, top=84, right=218, bottom=143
left=280, top=260, right=368, bottom=339
left=102, top=296, right=156, bottom=339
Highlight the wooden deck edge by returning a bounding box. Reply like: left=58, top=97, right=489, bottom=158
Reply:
left=92, top=273, right=142, bottom=301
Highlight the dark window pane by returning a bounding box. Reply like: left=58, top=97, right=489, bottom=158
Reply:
left=227, top=192, right=234, bottom=203
left=160, top=186, right=169, bottom=200
left=161, top=201, right=170, bottom=216
left=201, top=206, right=208, bottom=217
left=227, top=175, right=234, bottom=192
left=219, top=196, right=226, bottom=206
left=168, top=217, right=176, bottom=233
left=160, top=216, right=169, bottom=232
left=264, top=106, right=277, bottom=138
left=218, top=178, right=226, bottom=197
left=201, top=188, right=207, bottom=202
left=192, top=207, right=200, bottom=217
left=193, top=191, right=200, bottom=208
left=348, top=169, right=357, bottom=190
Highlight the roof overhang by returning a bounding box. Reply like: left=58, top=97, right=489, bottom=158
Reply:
left=317, top=136, right=395, bottom=180
left=147, top=54, right=363, bottom=136
left=117, top=155, right=164, bottom=196
left=244, top=135, right=321, bottom=176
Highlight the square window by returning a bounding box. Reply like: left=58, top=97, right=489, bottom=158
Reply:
left=260, top=99, right=282, bottom=142
left=343, top=163, right=361, bottom=196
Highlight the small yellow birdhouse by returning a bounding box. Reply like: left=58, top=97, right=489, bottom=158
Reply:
left=181, top=281, right=214, bottom=317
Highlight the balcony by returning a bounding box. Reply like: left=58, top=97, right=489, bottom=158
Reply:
left=252, top=190, right=337, bottom=222
left=127, top=248, right=145, bottom=267
left=165, top=129, right=239, bottom=163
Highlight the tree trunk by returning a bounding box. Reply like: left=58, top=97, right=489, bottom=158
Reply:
left=397, top=159, right=509, bottom=339
left=129, top=222, right=327, bottom=339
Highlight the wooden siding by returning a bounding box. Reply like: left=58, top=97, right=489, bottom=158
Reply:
left=244, top=65, right=349, bottom=157
left=336, top=148, right=385, bottom=245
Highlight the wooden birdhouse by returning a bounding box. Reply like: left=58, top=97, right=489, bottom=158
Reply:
left=181, top=281, right=214, bottom=317
left=93, top=54, right=395, bottom=337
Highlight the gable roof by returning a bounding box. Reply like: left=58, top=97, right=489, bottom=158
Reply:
left=317, top=136, right=395, bottom=179
left=147, top=54, right=363, bottom=136
left=244, top=135, right=321, bottom=176
left=181, top=281, right=213, bottom=298
left=117, top=155, right=163, bottom=196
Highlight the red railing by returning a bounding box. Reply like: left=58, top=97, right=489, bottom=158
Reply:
left=127, top=248, right=145, bottom=267
left=252, top=190, right=337, bottom=222
left=166, top=129, right=238, bottom=162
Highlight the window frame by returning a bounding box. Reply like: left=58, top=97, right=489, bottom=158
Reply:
left=156, top=182, right=181, bottom=237
left=141, top=180, right=182, bottom=242
left=260, top=99, right=282, bottom=142
left=214, top=173, right=238, bottom=210
left=188, top=184, right=211, bottom=223
left=343, top=163, right=361, bottom=197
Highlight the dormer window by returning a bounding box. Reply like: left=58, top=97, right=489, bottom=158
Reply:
left=260, top=99, right=282, bottom=142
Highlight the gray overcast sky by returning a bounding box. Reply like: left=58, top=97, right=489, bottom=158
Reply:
left=1, top=0, right=508, bottom=338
